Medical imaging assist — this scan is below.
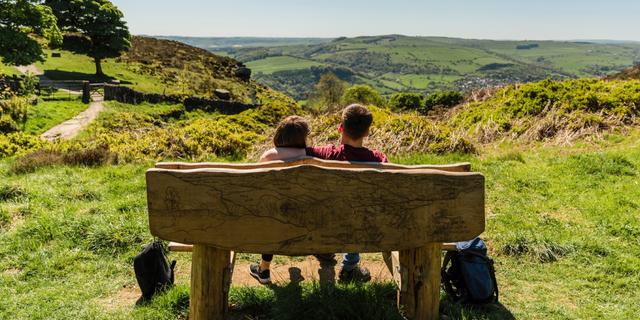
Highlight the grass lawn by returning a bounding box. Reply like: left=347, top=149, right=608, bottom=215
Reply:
left=23, top=94, right=88, bottom=134
left=0, top=128, right=639, bottom=319
left=0, top=62, right=18, bottom=76
left=35, top=50, right=173, bottom=94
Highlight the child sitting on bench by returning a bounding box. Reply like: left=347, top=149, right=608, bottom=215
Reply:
left=249, top=115, right=310, bottom=284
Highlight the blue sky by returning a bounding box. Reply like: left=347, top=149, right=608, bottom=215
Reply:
left=110, top=0, right=640, bottom=40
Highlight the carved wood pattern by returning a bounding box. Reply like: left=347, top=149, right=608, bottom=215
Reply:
left=147, top=165, right=485, bottom=254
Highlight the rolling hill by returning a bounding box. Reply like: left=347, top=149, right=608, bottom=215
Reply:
left=164, top=35, right=640, bottom=100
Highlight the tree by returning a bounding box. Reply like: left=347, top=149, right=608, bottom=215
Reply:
left=0, top=0, right=62, bottom=66
left=341, top=84, right=385, bottom=107
left=423, top=91, right=464, bottom=113
left=389, top=92, right=423, bottom=111
left=308, top=73, right=346, bottom=111
left=45, top=0, right=130, bottom=76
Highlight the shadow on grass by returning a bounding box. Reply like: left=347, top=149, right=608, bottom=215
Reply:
left=441, top=299, right=516, bottom=320
left=229, top=267, right=403, bottom=320
left=43, top=70, right=132, bottom=84
left=140, top=270, right=515, bottom=319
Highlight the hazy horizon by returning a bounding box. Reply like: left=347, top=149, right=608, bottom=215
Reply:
left=144, top=34, right=640, bottom=43
left=111, top=0, right=640, bottom=41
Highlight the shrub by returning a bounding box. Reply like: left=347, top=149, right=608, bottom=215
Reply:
left=341, top=85, right=385, bottom=107
left=0, top=96, right=29, bottom=132
left=9, top=150, right=64, bottom=174
left=0, top=132, right=45, bottom=158
left=9, top=145, right=116, bottom=174
left=0, top=114, right=19, bottom=133
left=451, top=78, right=640, bottom=143
left=423, top=91, right=464, bottom=112
left=290, top=106, right=475, bottom=157
left=389, top=92, right=423, bottom=111
left=62, top=145, right=116, bottom=167
left=18, top=73, right=38, bottom=96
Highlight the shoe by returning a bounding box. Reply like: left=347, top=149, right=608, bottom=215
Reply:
left=339, top=265, right=371, bottom=283
left=249, top=264, right=271, bottom=284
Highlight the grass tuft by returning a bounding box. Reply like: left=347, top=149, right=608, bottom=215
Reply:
left=568, top=153, right=636, bottom=177
left=0, top=184, right=27, bottom=201
left=501, top=235, right=576, bottom=263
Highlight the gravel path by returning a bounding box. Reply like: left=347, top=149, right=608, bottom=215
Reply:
left=40, top=94, right=105, bottom=141
left=14, top=64, right=105, bottom=141
left=15, top=64, right=44, bottom=75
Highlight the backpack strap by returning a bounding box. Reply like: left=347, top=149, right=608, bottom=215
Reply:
left=441, top=251, right=459, bottom=299
left=488, top=257, right=499, bottom=302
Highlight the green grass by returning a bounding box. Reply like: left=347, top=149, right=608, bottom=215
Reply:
left=0, top=62, right=18, bottom=76
left=1, top=128, right=639, bottom=319
left=247, top=56, right=326, bottom=74
left=23, top=95, right=88, bottom=134
left=35, top=50, right=172, bottom=94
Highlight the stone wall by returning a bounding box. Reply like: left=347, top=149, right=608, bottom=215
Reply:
left=103, top=84, right=259, bottom=115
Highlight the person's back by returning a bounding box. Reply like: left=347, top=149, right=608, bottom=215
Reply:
left=249, top=116, right=310, bottom=284
left=306, top=104, right=387, bottom=282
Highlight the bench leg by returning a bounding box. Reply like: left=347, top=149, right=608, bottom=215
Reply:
left=190, top=245, right=231, bottom=320
left=398, top=243, right=441, bottom=320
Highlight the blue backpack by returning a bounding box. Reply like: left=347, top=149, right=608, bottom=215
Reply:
left=441, top=237, right=499, bottom=304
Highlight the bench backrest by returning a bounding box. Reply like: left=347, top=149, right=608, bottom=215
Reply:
left=146, top=159, right=485, bottom=254
left=155, top=157, right=472, bottom=172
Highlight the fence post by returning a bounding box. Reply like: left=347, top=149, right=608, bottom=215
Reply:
left=82, top=81, right=91, bottom=103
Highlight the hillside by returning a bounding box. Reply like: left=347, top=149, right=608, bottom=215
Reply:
left=606, top=64, right=640, bottom=80
left=166, top=35, right=640, bottom=100
left=30, top=36, right=258, bottom=103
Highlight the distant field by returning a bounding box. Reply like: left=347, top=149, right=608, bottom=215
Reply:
left=169, top=35, right=640, bottom=99
left=157, top=36, right=331, bottom=50
left=247, top=56, right=326, bottom=74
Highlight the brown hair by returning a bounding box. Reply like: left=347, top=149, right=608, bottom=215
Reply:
left=342, top=104, right=373, bottom=139
left=273, top=116, right=310, bottom=148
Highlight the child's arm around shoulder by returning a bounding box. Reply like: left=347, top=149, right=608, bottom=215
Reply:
left=259, top=147, right=306, bottom=162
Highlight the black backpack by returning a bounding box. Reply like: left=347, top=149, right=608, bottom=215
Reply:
left=133, top=241, right=176, bottom=304
left=441, top=237, right=499, bottom=304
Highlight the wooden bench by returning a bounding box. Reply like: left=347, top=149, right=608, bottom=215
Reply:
left=146, top=158, right=485, bottom=320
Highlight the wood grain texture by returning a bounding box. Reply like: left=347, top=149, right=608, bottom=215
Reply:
left=171, top=242, right=458, bottom=253
left=398, top=243, right=441, bottom=320
left=147, top=165, right=484, bottom=254
left=383, top=251, right=403, bottom=291
left=190, top=245, right=230, bottom=320
left=168, top=241, right=193, bottom=252
left=155, top=158, right=472, bottom=172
